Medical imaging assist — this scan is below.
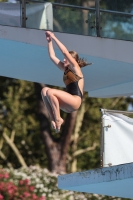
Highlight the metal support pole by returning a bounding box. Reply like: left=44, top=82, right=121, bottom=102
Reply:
left=21, top=0, right=26, bottom=27
left=100, top=109, right=104, bottom=167
left=95, top=0, right=100, bottom=37
left=100, top=108, right=133, bottom=115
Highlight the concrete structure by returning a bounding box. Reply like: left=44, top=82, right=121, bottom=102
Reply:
left=58, top=162, right=133, bottom=198
left=0, top=25, right=133, bottom=98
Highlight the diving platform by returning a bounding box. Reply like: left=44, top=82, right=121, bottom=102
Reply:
left=58, top=162, right=133, bottom=198
left=58, top=109, right=133, bottom=198
left=0, top=25, right=133, bottom=98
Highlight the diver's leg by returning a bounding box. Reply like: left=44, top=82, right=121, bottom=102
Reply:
left=46, top=89, right=63, bottom=132
left=46, top=88, right=81, bottom=132
left=41, top=87, right=56, bottom=130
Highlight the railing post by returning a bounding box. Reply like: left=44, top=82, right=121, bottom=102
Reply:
left=21, top=0, right=26, bottom=27
left=95, top=0, right=101, bottom=37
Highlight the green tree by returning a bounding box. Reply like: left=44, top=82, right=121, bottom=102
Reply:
left=0, top=77, right=47, bottom=169
left=0, top=76, right=131, bottom=175
left=34, top=82, right=131, bottom=174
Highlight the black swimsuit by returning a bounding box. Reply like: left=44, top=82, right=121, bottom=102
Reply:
left=63, top=68, right=83, bottom=99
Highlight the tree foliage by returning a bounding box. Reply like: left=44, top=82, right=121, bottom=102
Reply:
left=0, top=76, right=130, bottom=171
left=0, top=76, right=131, bottom=200
left=0, top=77, right=47, bottom=168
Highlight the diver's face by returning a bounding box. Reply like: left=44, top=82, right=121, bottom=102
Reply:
left=63, top=58, right=70, bottom=67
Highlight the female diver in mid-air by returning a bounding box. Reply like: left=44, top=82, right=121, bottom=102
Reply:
left=41, top=31, right=91, bottom=133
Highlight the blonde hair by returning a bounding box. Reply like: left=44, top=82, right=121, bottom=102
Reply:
left=69, top=51, right=92, bottom=68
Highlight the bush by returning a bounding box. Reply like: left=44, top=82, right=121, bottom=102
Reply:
left=0, top=168, right=45, bottom=200
left=0, top=166, right=94, bottom=200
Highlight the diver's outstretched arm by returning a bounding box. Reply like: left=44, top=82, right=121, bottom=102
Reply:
left=46, top=31, right=78, bottom=69
left=45, top=32, right=64, bottom=71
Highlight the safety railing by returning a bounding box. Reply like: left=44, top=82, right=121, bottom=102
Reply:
left=0, top=0, right=133, bottom=41
left=0, top=1, right=21, bottom=27
left=52, top=3, right=96, bottom=36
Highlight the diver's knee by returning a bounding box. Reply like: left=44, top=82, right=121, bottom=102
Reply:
left=41, top=87, right=50, bottom=96
left=46, top=88, right=53, bottom=97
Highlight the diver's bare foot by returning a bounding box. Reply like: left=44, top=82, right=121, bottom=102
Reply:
left=51, top=120, right=56, bottom=130
left=55, top=118, right=64, bottom=133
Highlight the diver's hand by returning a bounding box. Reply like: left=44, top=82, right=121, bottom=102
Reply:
left=45, top=31, right=55, bottom=39
left=45, top=32, right=52, bottom=42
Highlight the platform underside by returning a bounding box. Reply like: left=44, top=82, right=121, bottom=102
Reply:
left=58, top=162, right=133, bottom=198
left=0, top=25, right=133, bottom=98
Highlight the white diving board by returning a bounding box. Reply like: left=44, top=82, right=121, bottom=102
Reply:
left=0, top=25, right=133, bottom=98
left=58, top=162, right=133, bottom=198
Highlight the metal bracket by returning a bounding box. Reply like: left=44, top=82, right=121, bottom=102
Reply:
left=95, top=0, right=101, bottom=37
left=21, top=0, right=26, bottom=27
left=103, top=125, right=111, bottom=128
